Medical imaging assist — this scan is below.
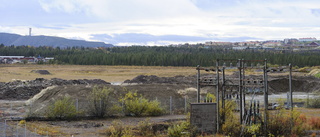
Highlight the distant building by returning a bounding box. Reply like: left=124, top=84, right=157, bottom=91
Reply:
left=308, top=42, right=320, bottom=47
left=235, top=41, right=261, bottom=46
left=205, top=41, right=232, bottom=46
left=232, top=46, right=248, bottom=50
left=298, top=37, right=317, bottom=42
left=284, top=38, right=299, bottom=44
left=0, top=56, right=54, bottom=64
left=262, top=42, right=282, bottom=47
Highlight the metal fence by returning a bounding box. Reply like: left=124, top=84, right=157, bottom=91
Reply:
left=0, top=96, right=198, bottom=137
left=0, top=119, right=45, bottom=137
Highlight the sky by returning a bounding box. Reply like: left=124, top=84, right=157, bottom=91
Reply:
left=1, top=0, right=320, bottom=46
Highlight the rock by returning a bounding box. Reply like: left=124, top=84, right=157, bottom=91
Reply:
left=31, top=70, right=51, bottom=75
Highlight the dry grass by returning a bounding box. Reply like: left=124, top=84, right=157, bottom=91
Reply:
left=0, top=64, right=197, bottom=82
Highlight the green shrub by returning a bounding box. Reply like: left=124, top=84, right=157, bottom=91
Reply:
left=46, top=97, right=77, bottom=120
left=167, top=121, right=196, bottom=137
left=145, top=100, right=164, bottom=116
left=102, top=120, right=133, bottom=137
left=88, top=86, right=114, bottom=117
left=307, top=96, right=320, bottom=108
left=136, top=118, right=154, bottom=136
left=268, top=109, right=307, bottom=136
left=222, top=116, right=242, bottom=137
left=315, top=72, right=320, bottom=78
left=167, top=114, right=196, bottom=137
left=120, top=91, right=164, bottom=116
left=204, top=92, right=216, bottom=103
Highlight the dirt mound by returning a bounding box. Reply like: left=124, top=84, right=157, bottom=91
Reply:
left=0, top=78, right=111, bottom=100
left=26, top=84, right=192, bottom=116
left=123, top=75, right=196, bottom=85
left=31, top=70, right=51, bottom=75
left=268, top=76, right=320, bottom=93
left=308, top=69, right=320, bottom=76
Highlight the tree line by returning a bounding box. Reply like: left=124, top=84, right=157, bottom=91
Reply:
left=0, top=44, right=319, bottom=67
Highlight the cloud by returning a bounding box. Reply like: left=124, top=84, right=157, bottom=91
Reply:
left=90, top=33, right=260, bottom=46
left=2, top=0, right=320, bottom=45
left=38, top=0, right=201, bottom=21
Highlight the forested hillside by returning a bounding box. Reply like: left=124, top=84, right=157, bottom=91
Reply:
left=0, top=33, right=113, bottom=48
left=0, top=44, right=319, bottom=67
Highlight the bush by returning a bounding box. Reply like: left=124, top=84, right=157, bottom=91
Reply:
left=222, top=116, right=242, bottom=137
left=308, top=117, right=320, bottom=129
left=102, top=120, right=134, bottom=137
left=88, top=86, right=114, bottom=117
left=307, top=95, right=320, bottom=108
left=268, top=109, right=307, bottom=136
left=136, top=118, right=154, bottom=136
left=167, top=113, right=196, bottom=137
left=145, top=100, right=164, bottom=116
left=46, top=97, right=77, bottom=120
left=167, top=121, right=196, bottom=137
left=121, top=91, right=164, bottom=116
left=204, top=93, right=216, bottom=102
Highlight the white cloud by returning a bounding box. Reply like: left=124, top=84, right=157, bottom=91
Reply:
left=38, top=0, right=202, bottom=20
left=2, top=0, right=320, bottom=45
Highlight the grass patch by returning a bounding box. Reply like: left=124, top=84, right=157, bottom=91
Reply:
left=0, top=64, right=196, bottom=82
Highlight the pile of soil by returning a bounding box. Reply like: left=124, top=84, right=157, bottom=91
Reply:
left=123, top=75, right=196, bottom=85
left=26, top=83, right=191, bottom=116
left=31, top=70, right=51, bottom=75
left=0, top=78, right=110, bottom=100
left=268, top=76, right=320, bottom=93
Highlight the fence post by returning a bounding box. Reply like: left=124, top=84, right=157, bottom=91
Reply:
left=4, top=120, right=6, bottom=137
left=30, top=103, right=33, bottom=117
left=10, top=102, right=13, bottom=118
left=100, top=100, right=102, bottom=116
left=24, top=123, right=27, bottom=137
left=17, top=122, right=19, bottom=137
left=76, top=99, right=79, bottom=112
left=170, top=96, right=172, bottom=115
left=184, top=96, right=187, bottom=114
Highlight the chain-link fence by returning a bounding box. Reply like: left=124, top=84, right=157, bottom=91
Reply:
left=0, top=96, right=198, bottom=137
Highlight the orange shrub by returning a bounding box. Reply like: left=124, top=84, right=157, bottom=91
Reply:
left=308, top=117, right=320, bottom=129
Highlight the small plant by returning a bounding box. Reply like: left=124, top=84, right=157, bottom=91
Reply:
left=204, top=93, right=216, bottom=102
left=18, top=120, right=26, bottom=125
left=136, top=118, right=154, bottom=136
left=245, top=124, right=261, bottom=136
left=46, top=96, right=77, bottom=120
left=308, top=117, right=320, bottom=129
left=88, top=86, right=114, bottom=117
left=167, top=121, right=192, bottom=137
left=26, top=122, right=63, bottom=136
left=307, top=95, right=320, bottom=108
left=145, top=100, right=164, bottom=116
left=167, top=114, right=196, bottom=137
left=120, top=91, right=164, bottom=116
left=222, top=117, right=242, bottom=137
left=102, top=120, right=134, bottom=137
left=268, top=108, right=308, bottom=136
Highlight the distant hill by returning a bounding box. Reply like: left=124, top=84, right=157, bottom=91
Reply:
left=0, top=33, right=113, bottom=48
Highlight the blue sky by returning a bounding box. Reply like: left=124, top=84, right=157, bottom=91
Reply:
left=1, top=0, right=320, bottom=46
